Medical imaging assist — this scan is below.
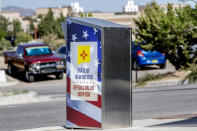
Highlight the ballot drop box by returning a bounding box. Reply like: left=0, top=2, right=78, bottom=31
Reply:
left=62, top=17, right=132, bottom=129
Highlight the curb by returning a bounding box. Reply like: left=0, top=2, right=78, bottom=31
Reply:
left=133, top=79, right=189, bottom=88
left=146, top=80, right=180, bottom=87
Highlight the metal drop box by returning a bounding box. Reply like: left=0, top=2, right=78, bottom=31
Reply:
left=62, top=17, right=132, bottom=129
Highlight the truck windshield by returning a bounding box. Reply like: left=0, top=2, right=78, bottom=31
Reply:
left=25, top=46, right=52, bottom=56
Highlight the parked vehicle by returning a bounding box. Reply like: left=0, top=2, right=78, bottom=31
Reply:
left=55, top=45, right=66, bottom=72
left=189, top=44, right=197, bottom=60
left=132, top=42, right=166, bottom=70
left=4, top=43, right=64, bottom=82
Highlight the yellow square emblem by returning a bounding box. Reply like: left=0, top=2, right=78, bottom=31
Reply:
left=78, top=45, right=90, bottom=64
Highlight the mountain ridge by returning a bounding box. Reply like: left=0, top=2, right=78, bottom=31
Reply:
left=2, top=6, right=35, bottom=17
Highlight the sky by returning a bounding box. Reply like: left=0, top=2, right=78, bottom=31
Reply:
left=2, top=0, right=193, bottom=12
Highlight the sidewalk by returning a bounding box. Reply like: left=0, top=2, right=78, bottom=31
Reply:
left=18, top=117, right=197, bottom=131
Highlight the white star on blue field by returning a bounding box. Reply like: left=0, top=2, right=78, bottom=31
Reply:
left=72, top=34, right=78, bottom=42
left=82, top=30, right=89, bottom=40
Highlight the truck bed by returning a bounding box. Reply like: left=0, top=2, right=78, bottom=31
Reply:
left=4, top=50, right=16, bottom=64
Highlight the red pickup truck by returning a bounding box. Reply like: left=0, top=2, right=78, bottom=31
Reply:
left=4, top=43, right=64, bottom=82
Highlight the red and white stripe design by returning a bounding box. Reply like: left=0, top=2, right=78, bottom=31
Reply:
left=66, top=62, right=102, bottom=128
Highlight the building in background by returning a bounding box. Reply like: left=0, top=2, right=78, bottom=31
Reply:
left=124, top=0, right=138, bottom=12
left=139, top=3, right=189, bottom=15
left=33, top=6, right=72, bottom=19
left=0, top=11, right=30, bottom=33
left=0, top=11, right=21, bottom=21
left=71, top=2, right=84, bottom=13
left=160, top=4, right=189, bottom=13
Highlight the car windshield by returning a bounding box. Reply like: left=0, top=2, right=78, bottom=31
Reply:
left=25, top=46, right=52, bottom=56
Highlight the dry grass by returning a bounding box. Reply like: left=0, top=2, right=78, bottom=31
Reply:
left=0, top=90, right=29, bottom=97
left=155, top=70, right=188, bottom=82
left=135, top=70, right=188, bottom=87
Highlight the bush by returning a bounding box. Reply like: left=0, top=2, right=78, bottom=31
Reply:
left=15, top=33, right=33, bottom=45
left=0, top=38, right=12, bottom=51
left=42, top=34, right=65, bottom=50
left=183, top=61, right=197, bottom=84
left=138, top=73, right=158, bottom=84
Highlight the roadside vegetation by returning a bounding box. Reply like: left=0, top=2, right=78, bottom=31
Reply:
left=0, top=8, right=66, bottom=53
left=134, top=1, right=197, bottom=85
left=0, top=89, right=29, bottom=97
left=136, top=73, right=168, bottom=87
left=0, top=15, right=33, bottom=52
left=37, top=8, right=65, bottom=50
left=135, top=71, right=188, bottom=87
left=182, top=59, right=197, bottom=84
left=134, top=2, right=197, bottom=70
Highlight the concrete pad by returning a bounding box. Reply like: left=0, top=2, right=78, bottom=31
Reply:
left=0, top=70, right=7, bottom=82
left=133, top=119, right=184, bottom=127
left=16, top=114, right=197, bottom=131
left=17, top=126, right=197, bottom=131
left=17, top=126, right=66, bottom=131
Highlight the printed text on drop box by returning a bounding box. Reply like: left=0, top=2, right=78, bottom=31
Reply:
left=70, top=42, right=98, bottom=101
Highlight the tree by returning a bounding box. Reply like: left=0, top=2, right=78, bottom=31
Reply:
left=15, top=33, right=33, bottom=45
left=37, top=9, right=66, bottom=39
left=38, top=8, right=56, bottom=37
left=11, top=20, right=23, bottom=36
left=0, top=16, right=9, bottom=40
left=0, top=38, right=12, bottom=51
left=0, top=29, right=6, bottom=41
left=42, top=33, right=64, bottom=50
left=0, top=16, right=12, bottom=51
left=55, top=12, right=65, bottom=39
left=134, top=2, right=197, bottom=69
left=29, top=19, right=35, bottom=35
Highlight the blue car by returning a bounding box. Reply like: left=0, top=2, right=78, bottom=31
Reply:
left=132, top=43, right=166, bottom=70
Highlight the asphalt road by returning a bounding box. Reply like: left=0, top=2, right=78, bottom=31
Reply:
left=133, top=84, right=197, bottom=120
left=0, top=79, right=197, bottom=130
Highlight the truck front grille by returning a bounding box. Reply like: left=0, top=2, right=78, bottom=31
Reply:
left=40, top=61, right=56, bottom=68
left=41, top=68, right=56, bottom=73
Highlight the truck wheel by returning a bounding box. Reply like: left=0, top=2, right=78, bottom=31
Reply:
left=132, top=60, right=141, bottom=70
left=25, top=71, right=34, bottom=82
left=56, top=72, right=63, bottom=79
left=8, top=64, right=14, bottom=75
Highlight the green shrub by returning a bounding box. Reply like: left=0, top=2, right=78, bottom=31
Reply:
left=138, top=73, right=158, bottom=84
left=115, top=12, right=123, bottom=15
left=88, top=13, right=93, bottom=17
left=183, top=62, right=197, bottom=84
left=42, top=34, right=65, bottom=50
left=15, top=33, right=33, bottom=45
left=0, top=38, right=12, bottom=51
left=137, top=73, right=167, bottom=85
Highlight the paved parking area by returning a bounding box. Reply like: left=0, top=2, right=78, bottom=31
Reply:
left=132, top=60, right=176, bottom=82
left=1, top=56, right=176, bottom=84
